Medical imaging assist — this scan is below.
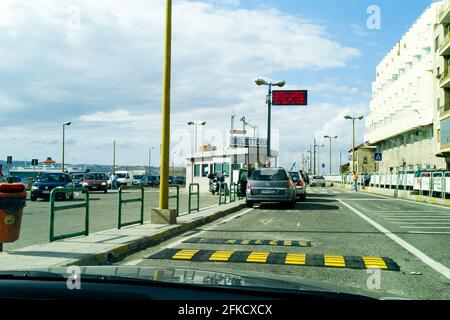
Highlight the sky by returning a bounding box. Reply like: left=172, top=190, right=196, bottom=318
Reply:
left=0, top=0, right=436, bottom=172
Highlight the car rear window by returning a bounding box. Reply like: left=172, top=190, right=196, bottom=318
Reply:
left=250, top=169, right=288, bottom=181
left=289, top=172, right=300, bottom=180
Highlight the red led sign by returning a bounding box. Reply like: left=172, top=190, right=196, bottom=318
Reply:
left=272, top=90, right=308, bottom=106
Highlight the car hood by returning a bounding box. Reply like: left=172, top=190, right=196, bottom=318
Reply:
left=20, top=266, right=409, bottom=300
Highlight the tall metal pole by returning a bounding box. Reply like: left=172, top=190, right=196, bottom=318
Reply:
left=313, top=138, right=316, bottom=175
left=309, top=145, right=312, bottom=175
left=159, top=0, right=172, bottom=209
left=194, top=124, right=198, bottom=154
left=267, top=83, right=272, bottom=159
left=318, top=145, right=321, bottom=175
left=352, top=118, right=355, bottom=173
left=113, top=140, right=116, bottom=175
left=62, top=125, right=65, bottom=172
left=148, top=147, right=153, bottom=175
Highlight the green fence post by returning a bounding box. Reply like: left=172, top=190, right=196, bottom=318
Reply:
left=49, top=187, right=90, bottom=242
left=188, top=183, right=200, bottom=214
left=169, top=184, right=180, bottom=216
left=117, top=186, right=145, bottom=229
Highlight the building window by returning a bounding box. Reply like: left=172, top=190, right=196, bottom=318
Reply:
left=223, top=163, right=230, bottom=176
left=214, top=163, right=223, bottom=175
left=441, top=118, right=450, bottom=145
left=201, top=164, right=209, bottom=177
left=194, top=164, right=201, bottom=177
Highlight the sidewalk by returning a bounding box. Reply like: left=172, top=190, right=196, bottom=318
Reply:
left=332, top=183, right=450, bottom=206
left=0, top=200, right=245, bottom=270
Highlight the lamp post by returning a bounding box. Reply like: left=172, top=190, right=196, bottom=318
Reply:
left=324, top=135, right=338, bottom=175
left=254, top=78, right=286, bottom=159
left=317, top=143, right=324, bottom=175
left=344, top=115, right=364, bottom=174
left=112, top=140, right=116, bottom=175
left=187, top=121, right=206, bottom=154
left=148, top=147, right=155, bottom=175
left=62, top=121, right=71, bottom=172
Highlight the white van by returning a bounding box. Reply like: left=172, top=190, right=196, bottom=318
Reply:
left=115, top=170, right=133, bottom=187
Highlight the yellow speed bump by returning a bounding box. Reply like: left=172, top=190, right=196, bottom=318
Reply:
left=285, top=253, right=306, bottom=265
left=324, top=255, right=346, bottom=268
left=209, top=251, right=234, bottom=262
left=246, top=251, right=269, bottom=263
left=172, top=249, right=199, bottom=260
left=362, top=256, right=388, bottom=269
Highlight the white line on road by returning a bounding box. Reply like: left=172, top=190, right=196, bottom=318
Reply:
left=123, top=259, right=144, bottom=266
left=338, top=199, right=450, bottom=280
left=164, top=208, right=254, bottom=249
left=399, top=226, right=450, bottom=229
left=372, top=211, right=448, bottom=214
left=392, top=222, right=450, bottom=225
left=397, top=199, right=450, bottom=210
left=385, top=219, right=450, bottom=221
left=408, top=231, right=450, bottom=234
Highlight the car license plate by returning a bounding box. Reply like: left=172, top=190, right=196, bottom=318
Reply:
left=261, top=190, right=276, bottom=194
left=42, top=190, right=50, bottom=194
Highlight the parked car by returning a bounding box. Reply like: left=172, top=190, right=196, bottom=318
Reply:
left=30, top=172, right=74, bottom=201
left=289, top=171, right=307, bottom=201
left=116, top=171, right=132, bottom=187
left=70, top=173, right=85, bottom=188
left=173, top=176, right=186, bottom=185
left=309, top=175, right=326, bottom=187
left=246, top=167, right=296, bottom=208
left=82, top=172, right=109, bottom=193
left=147, top=175, right=160, bottom=187
left=132, top=174, right=147, bottom=186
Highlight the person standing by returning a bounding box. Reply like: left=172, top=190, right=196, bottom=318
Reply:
left=352, top=171, right=358, bottom=191
left=111, top=173, right=118, bottom=190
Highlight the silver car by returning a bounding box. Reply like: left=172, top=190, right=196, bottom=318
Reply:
left=246, top=168, right=297, bottom=208
left=310, top=175, right=326, bottom=187
left=289, top=171, right=307, bottom=201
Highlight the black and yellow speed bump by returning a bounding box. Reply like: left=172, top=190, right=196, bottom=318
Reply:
left=183, top=237, right=311, bottom=247
left=146, top=249, right=400, bottom=271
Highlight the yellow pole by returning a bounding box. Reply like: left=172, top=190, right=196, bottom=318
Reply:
left=159, top=0, right=172, bottom=209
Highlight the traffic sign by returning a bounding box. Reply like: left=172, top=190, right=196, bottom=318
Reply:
left=272, top=90, right=308, bottom=106
left=31, top=159, right=39, bottom=166
left=321, top=163, right=325, bottom=168
left=6, top=156, right=12, bottom=164
left=374, top=152, right=382, bottom=162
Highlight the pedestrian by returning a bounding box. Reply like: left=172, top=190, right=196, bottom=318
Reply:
left=111, top=173, right=118, bottom=190
left=352, top=171, right=358, bottom=191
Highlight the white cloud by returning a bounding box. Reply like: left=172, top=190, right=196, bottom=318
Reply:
left=0, top=0, right=364, bottom=167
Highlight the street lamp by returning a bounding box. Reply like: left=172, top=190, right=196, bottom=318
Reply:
left=254, top=78, right=286, bottom=159
left=187, top=121, right=206, bottom=183
left=344, top=115, right=364, bottom=173
left=316, top=143, right=324, bottom=175
left=62, top=121, right=71, bottom=172
left=324, top=135, right=338, bottom=175
left=148, top=147, right=155, bottom=175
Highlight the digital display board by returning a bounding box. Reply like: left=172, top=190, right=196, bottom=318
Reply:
left=272, top=90, right=308, bottom=106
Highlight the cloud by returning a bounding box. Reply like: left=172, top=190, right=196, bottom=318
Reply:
left=350, top=24, right=369, bottom=37
left=0, top=0, right=363, bottom=167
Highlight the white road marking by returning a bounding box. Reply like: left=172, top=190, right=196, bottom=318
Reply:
left=165, top=208, right=254, bottom=249
left=399, top=226, right=450, bottom=229
left=296, top=222, right=301, bottom=227
left=392, top=222, right=450, bottom=225
left=408, top=231, right=450, bottom=234
left=385, top=219, right=450, bottom=221
left=396, top=199, right=450, bottom=210
left=372, top=211, right=447, bottom=214
left=123, top=259, right=144, bottom=266
left=338, top=199, right=450, bottom=280
left=259, top=217, right=274, bottom=225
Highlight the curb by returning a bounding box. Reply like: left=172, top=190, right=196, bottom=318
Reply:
left=64, top=202, right=247, bottom=267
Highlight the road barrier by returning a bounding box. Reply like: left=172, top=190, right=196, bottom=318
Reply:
left=218, top=183, right=228, bottom=205
left=188, top=183, right=200, bottom=214
left=49, top=187, right=89, bottom=242
left=117, top=186, right=144, bottom=229
left=229, top=182, right=237, bottom=203
left=325, top=171, right=450, bottom=199
left=169, top=184, right=180, bottom=216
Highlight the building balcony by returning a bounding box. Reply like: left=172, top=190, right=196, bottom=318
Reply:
left=439, top=33, right=450, bottom=56
left=439, top=70, right=450, bottom=88
left=440, top=102, right=450, bottom=119
left=437, top=1, right=450, bottom=24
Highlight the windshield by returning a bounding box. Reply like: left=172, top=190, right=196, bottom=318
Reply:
left=2, top=0, right=449, bottom=302
left=250, top=169, right=288, bottom=181
left=36, top=173, right=66, bottom=182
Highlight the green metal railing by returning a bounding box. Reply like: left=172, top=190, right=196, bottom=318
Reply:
left=49, top=187, right=89, bottom=242
left=229, top=182, right=237, bottom=202
left=169, top=184, right=180, bottom=216
left=188, top=183, right=200, bottom=214
left=218, top=183, right=228, bottom=205
left=117, top=186, right=144, bottom=229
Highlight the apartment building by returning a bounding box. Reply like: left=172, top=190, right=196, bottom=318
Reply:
left=434, top=0, right=450, bottom=169
left=365, top=2, right=447, bottom=173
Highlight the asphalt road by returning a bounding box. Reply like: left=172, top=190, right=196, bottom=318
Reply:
left=4, top=188, right=219, bottom=251
left=115, top=187, right=450, bottom=300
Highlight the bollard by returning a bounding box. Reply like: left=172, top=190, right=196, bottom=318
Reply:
left=188, top=183, right=200, bottom=214
left=117, top=186, right=144, bottom=229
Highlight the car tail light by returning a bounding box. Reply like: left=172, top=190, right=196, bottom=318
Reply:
left=0, top=183, right=25, bottom=193
left=297, top=180, right=304, bottom=187
left=247, top=181, right=251, bottom=189
left=287, top=180, right=291, bottom=188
